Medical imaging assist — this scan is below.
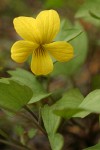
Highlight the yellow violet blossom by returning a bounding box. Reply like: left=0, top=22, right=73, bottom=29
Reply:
left=11, top=10, right=74, bottom=75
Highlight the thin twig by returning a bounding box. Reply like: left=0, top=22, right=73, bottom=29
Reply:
left=0, top=139, right=30, bottom=150
left=0, top=128, right=30, bottom=150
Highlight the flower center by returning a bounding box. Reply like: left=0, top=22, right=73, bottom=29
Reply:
left=34, top=45, right=45, bottom=57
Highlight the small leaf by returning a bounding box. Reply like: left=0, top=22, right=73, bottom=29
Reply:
left=53, top=88, right=84, bottom=109
left=83, top=143, right=100, bottom=150
left=8, top=68, right=51, bottom=104
left=28, top=128, right=37, bottom=138
left=53, top=88, right=84, bottom=119
left=0, top=79, right=33, bottom=112
left=54, top=108, right=84, bottom=119
left=79, top=89, right=100, bottom=112
left=75, top=90, right=100, bottom=118
left=14, top=125, right=24, bottom=136
left=48, top=133, right=64, bottom=150
left=41, top=105, right=60, bottom=135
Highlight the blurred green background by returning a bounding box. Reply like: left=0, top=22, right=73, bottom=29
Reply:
left=0, top=0, right=100, bottom=150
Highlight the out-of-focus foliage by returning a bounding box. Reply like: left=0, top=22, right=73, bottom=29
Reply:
left=91, top=75, right=100, bottom=90
left=43, top=0, right=64, bottom=8
left=76, top=0, right=100, bottom=26
left=0, top=0, right=34, bottom=17
left=84, top=143, right=100, bottom=150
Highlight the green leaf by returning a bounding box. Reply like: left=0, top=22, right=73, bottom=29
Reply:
left=41, top=105, right=60, bottom=135
left=48, top=133, right=64, bottom=150
left=75, top=0, right=100, bottom=18
left=28, top=128, right=37, bottom=138
left=79, top=89, right=100, bottom=113
left=89, top=10, right=100, bottom=20
left=53, top=88, right=84, bottom=119
left=52, top=21, right=88, bottom=76
left=41, top=105, right=63, bottom=150
left=54, top=108, right=84, bottom=119
left=55, top=20, right=83, bottom=42
left=54, top=89, right=100, bottom=119
left=54, top=88, right=84, bottom=109
left=75, top=0, right=100, bottom=26
left=8, top=68, right=51, bottom=104
left=14, top=125, right=24, bottom=136
left=0, top=79, right=33, bottom=112
left=83, top=143, right=100, bottom=150
left=75, top=90, right=100, bottom=118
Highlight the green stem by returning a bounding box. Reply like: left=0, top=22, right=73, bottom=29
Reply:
left=0, top=129, right=9, bottom=139
left=31, top=118, right=47, bottom=136
left=0, top=128, right=30, bottom=150
left=24, top=105, right=38, bottom=121
left=0, top=139, right=30, bottom=150
left=24, top=106, right=47, bottom=136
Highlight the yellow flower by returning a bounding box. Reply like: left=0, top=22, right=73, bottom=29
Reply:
left=11, top=10, right=74, bottom=75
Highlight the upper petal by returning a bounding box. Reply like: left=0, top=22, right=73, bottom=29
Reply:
left=13, top=17, right=41, bottom=43
left=44, top=41, right=74, bottom=62
left=11, top=40, right=38, bottom=63
left=36, top=10, right=60, bottom=44
left=31, top=48, right=53, bottom=75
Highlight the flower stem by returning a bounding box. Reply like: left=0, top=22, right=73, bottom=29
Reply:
left=24, top=105, right=38, bottom=121
left=24, top=105, right=47, bottom=137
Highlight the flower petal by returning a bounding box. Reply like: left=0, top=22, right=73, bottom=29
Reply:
left=13, top=17, right=41, bottom=43
left=44, top=41, right=74, bottom=62
left=31, top=49, right=53, bottom=75
left=36, top=10, right=60, bottom=44
left=11, top=40, right=38, bottom=63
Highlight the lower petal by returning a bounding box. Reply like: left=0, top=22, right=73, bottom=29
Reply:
left=11, top=40, right=38, bottom=63
left=31, top=49, right=53, bottom=75
left=44, top=41, right=74, bottom=62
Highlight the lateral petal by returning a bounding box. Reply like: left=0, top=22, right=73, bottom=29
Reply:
left=31, top=49, right=53, bottom=75
left=44, top=41, right=74, bottom=62
left=13, top=17, right=41, bottom=43
left=11, top=40, right=38, bottom=63
left=36, top=10, right=60, bottom=44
